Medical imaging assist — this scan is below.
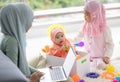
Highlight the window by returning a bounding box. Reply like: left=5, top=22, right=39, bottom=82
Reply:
left=0, top=0, right=120, bottom=10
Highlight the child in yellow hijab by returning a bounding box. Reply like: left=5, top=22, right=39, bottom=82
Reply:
left=48, top=24, right=72, bottom=58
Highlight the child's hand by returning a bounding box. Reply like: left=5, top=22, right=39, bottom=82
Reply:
left=103, top=57, right=110, bottom=64
left=62, top=43, right=69, bottom=51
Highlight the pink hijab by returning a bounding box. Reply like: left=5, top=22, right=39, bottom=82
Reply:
left=83, top=0, right=106, bottom=37
left=49, top=28, right=71, bottom=58
left=50, top=28, right=64, bottom=44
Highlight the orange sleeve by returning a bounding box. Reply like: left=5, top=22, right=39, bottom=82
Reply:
left=49, top=47, right=67, bottom=58
left=48, top=39, right=75, bottom=58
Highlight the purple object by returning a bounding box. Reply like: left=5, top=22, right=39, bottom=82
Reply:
left=78, top=41, right=84, bottom=47
left=86, top=72, right=99, bottom=78
left=78, top=79, right=85, bottom=82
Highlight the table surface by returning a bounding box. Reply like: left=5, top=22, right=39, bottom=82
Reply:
left=38, top=68, right=112, bottom=82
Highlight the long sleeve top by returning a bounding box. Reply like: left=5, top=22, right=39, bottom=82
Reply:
left=49, top=39, right=72, bottom=58
left=70, top=27, right=114, bottom=58
left=0, top=35, right=36, bottom=74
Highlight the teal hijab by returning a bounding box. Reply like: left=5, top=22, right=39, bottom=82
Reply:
left=0, top=3, right=33, bottom=77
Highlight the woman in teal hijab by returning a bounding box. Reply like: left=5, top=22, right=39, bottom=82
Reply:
left=0, top=2, right=44, bottom=82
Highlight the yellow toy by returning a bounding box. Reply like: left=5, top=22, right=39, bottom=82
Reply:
left=116, top=73, right=120, bottom=77
left=101, top=65, right=115, bottom=80
left=64, top=44, right=69, bottom=51
left=106, top=65, right=115, bottom=73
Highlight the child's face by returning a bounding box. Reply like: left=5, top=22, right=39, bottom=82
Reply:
left=55, top=32, right=65, bottom=45
left=84, top=10, right=91, bottom=22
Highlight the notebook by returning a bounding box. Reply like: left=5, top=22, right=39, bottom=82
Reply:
left=49, top=47, right=76, bottom=81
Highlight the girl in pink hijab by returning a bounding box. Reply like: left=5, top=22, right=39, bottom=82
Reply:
left=48, top=26, right=72, bottom=58
left=70, top=0, right=114, bottom=70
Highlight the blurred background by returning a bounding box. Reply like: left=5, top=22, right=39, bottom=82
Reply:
left=0, top=0, right=120, bottom=10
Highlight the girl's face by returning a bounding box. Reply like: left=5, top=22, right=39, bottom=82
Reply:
left=55, top=32, right=65, bottom=45
left=84, top=10, right=91, bottom=22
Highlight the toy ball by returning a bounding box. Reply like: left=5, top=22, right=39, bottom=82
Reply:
left=112, top=80, right=118, bottom=82
left=106, top=65, right=115, bottom=72
left=74, top=41, right=84, bottom=47
left=101, top=71, right=115, bottom=80
left=114, top=77, right=120, bottom=82
left=72, top=74, right=80, bottom=82
left=42, top=45, right=50, bottom=53
left=78, top=41, right=84, bottom=47
left=78, top=79, right=85, bottom=82
left=116, top=73, right=120, bottom=76
left=76, top=55, right=82, bottom=60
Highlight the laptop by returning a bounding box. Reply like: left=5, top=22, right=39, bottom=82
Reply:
left=46, top=53, right=65, bottom=66
left=49, top=47, right=76, bottom=81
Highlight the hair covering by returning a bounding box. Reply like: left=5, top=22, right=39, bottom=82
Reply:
left=49, top=27, right=71, bottom=58
left=83, top=0, right=106, bottom=37
left=0, top=3, right=33, bottom=77
left=50, top=28, right=64, bottom=43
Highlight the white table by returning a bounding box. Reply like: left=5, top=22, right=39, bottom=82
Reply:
left=38, top=68, right=111, bottom=82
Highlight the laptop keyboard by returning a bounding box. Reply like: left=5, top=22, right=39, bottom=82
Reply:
left=49, top=67, right=64, bottom=80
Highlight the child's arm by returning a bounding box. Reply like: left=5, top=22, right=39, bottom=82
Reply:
left=49, top=46, right=67, bottom=57
left=104, top=27, right=114, bottom=58
left=68, top=28, right=84, bottom=44
left=103, top=57, right=110, bottom=64
left=49, top=40, right=71, bottom=57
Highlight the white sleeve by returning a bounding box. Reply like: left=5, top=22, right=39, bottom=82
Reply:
left=68, top=28, right=84, bottom=44
left=104, top=27, right=114, bottom=58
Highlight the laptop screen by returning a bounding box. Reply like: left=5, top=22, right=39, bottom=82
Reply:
left=63, top=47, right=76, bottom=77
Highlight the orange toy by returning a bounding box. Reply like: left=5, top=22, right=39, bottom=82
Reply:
left=42, top=45, right=50, bottom=53
left=72, top=74, right=80, bottom=82
left=76, top=55, right=82, bottom=60
left=101, top=71, right=115, bottom=81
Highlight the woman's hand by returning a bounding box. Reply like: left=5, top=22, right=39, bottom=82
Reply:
left=49, top=65, right=53, bottom=69
left=30, top=71, right=44, bottom=82
left=103, top=57, right=110, bottom=64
